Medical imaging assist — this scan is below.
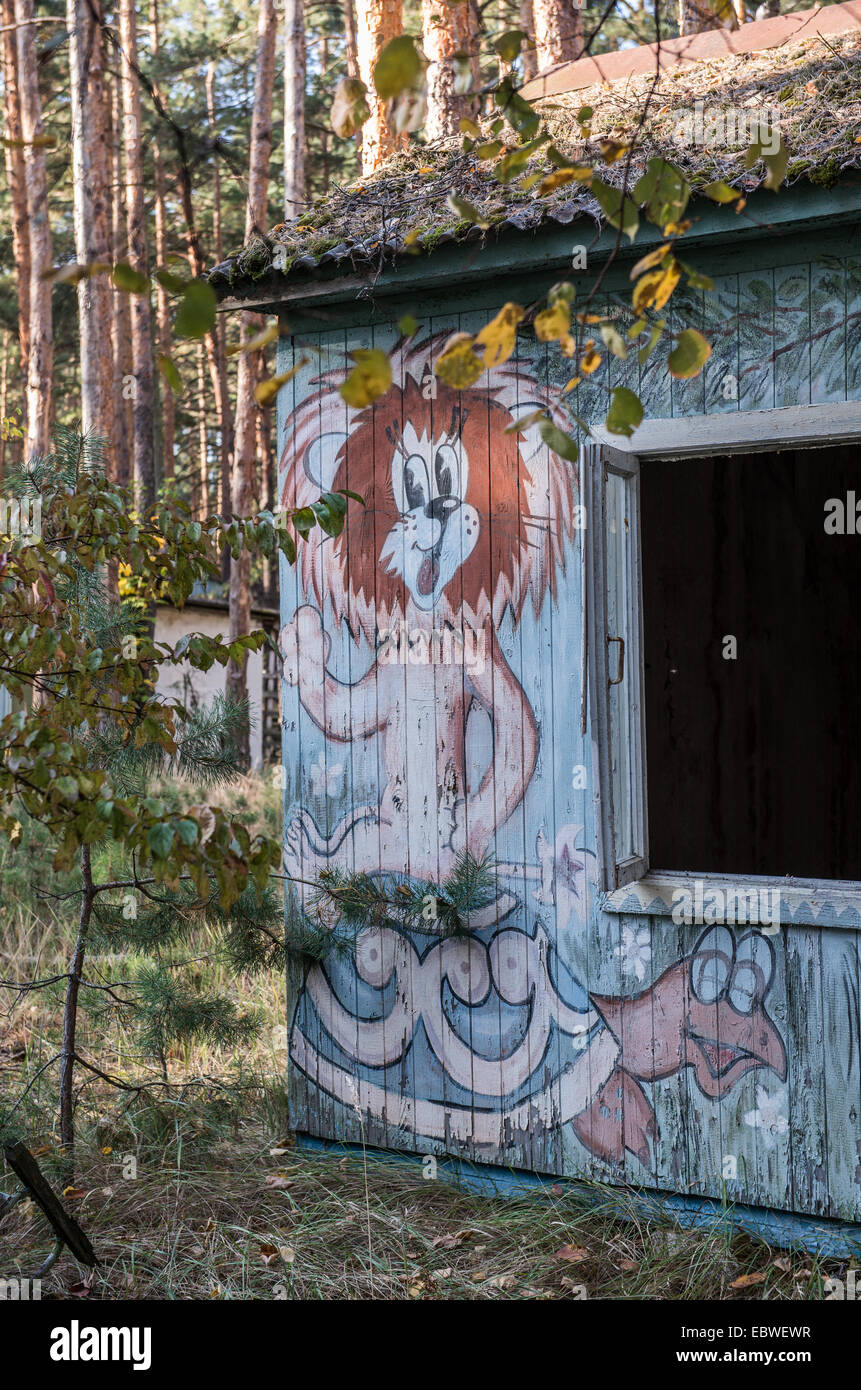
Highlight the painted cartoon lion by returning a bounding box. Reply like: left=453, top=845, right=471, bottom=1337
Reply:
left=279, top=333, right=578, bottom=888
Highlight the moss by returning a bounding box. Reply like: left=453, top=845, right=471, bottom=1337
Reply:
left=806, top=156, right=841, bottom=189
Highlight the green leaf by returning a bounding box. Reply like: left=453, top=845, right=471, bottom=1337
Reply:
left=632, top=157, right=691, bottom=228
left=494, top=28, right=528, bottom=62
left=701, top=179, right=740, bottom=203
left=175, top=818, right=199, bottom=847
left=175, top=281, right=217, bottom=339
left=398, top=314, right=419, bottom=337
left=744, top=127, right=787, bottom=191
left=494, top=77, right=540, bottom=139
left=667, top=328, right=711, bottom=379
left=606, top=387, right=644, bottom=437
left=112, top=262, right=150, bottom=294
left=157, top=353, right=182, bottom=394
left=374, top=35, right=422, bottom=100
left=591, top=179, right=639, bottom=242
left=147, top=823, right=175, bottom=860
left=537, top=417, right=578, bottom=463
left=447, top=193, right=490, bottom=228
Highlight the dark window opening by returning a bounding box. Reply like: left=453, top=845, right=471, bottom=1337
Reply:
left=641, top=444, right=861, bottom=882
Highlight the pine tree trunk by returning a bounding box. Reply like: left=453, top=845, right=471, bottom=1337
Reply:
left=356, top=0, right=404, bottom=174
left=14, top=0, right=53, bottom=461
left=0, top=328, right=9, bottom=481
left=197, top=343, right=209, bottom=519
left=533, top=0, right=583, bottom=68
left=205, top=62, right=231, bottom=514
left=283, top=0, right=305, bottom=217
left=2, top=0, right=30, bottom=417
left=118, top=0, right=155, bottom=509
left=520, top=0, right=538, bottom=80
left=151, top=0, right=174, bottom=482
left=110, top=68, right=133, bottom=487
left=227, top=0, right=278, bottom=767
left=421, top=0, right=475, bottom=141
left=67, top=0, right=113, bottom=465
left=678, top=0, right=737, bottom=33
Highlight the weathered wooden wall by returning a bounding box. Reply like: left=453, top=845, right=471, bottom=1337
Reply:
left=276, top=242, right=861, bottom=1225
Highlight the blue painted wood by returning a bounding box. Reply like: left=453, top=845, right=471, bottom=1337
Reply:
left=276, top=219, right=861, bottom=1230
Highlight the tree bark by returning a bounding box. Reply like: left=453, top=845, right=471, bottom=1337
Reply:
left=533, top=0, right=583, bottom=68
left=110, top=67, right=132, bottom=488
left=150, top=0, right=173, bottom=482
left=283, top=0, right=305, bottom=217
left=59, top=844, right=93, bottom=1165
left=2, top=0, right=30, bottom=417
left=196, top=342, right=209, bottom=519
left=66, top=0, right=113, bottom=467
left=520, top=0, right=538, bottom=80
left=227, top=0, right=278, bottom=766
left=344, top=0, right=362, bottom=160
left=118, top=0, right=155, bottom=509
left=0, top=328, right=9, bottom=481
left=421, top=0, right=476, bottom=141
left=356, top=0, right=404, bottom=174
left=678, top=0, right=738, bottom=33
left=14, top=0, right=53, bottom=461
left=205, top=61, right=231, bottom=514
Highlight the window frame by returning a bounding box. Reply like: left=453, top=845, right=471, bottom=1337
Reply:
left=586, top=401, right=861, bottom=926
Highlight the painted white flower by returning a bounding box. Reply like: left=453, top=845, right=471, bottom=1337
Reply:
left=744, top=1085, right=789, bottom=1150
left=614, top=924, right=651, bottom=982
left=309, top=755, right=344, bottom=797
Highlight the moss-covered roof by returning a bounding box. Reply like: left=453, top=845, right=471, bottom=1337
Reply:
left=211, top=29, right=861, bottom=300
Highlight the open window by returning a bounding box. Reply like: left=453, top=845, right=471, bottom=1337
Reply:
left=585, top=422, right=861, bottom=906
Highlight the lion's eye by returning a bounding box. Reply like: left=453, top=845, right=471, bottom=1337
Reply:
left=403, top=454, right=428, bottom=511
left=434, top=443, right=459, bottom=500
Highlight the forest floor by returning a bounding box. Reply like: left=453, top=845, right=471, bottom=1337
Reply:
left=0, top=776, right=851, bottom=1301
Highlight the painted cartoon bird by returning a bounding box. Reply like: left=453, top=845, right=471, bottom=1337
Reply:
left=573, top=926, right=787, bottom=1168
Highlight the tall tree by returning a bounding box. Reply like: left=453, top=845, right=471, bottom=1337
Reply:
left=520, top=0, right=538, bottom=80
left=14, top=0, right=53, bottom=459
left=109, top=67, right=132, bottom=487
left=532, top=0, right=583, bottom=68
left=344, top=0, right=362, bottom=160
left=283, top=0, right=305, bottom=217
left=2, top=0, right=30, bottom=423
left=206, top=60, right=230, bottom=512
left=66, top=0, right=113, bottom=465
left=227, top=0, right=278, bottom=766
left=356, top=0, right=403, bottom=173
left=421, top=0, right=476, bottom=140
left=118, top=0, right=155, bottom=508
left=150, top=0, right=174, bottom=482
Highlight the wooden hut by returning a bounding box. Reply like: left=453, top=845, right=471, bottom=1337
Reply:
left=214, top=6, right=861, bottom=1253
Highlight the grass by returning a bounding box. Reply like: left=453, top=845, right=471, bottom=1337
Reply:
left=0, top=774, right=855, bottom=1300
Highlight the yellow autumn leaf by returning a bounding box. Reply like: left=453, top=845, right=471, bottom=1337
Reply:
left=474, top=302, right=525, bottom=367
left=226, top=322, right=280, bottom=356
left=534, top=300, right=570, bottom=343
left=632, top=260, right=681, bottom=313
left=434, top=332, right=485, bottom=387
left=629, top=243, right=670, bottom=280
left=254, top=357, right=309, bottom=407
left=537, top=166, right=592, bottom=195
left=339, top=348, right=393, bottom=407
left=562, top=375, right=581, bottom=393
left=580, top=341, right=602, bottom=375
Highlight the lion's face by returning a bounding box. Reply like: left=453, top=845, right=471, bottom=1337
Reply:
left=379, top=421, right=480, bottom=612
left=280, top=335, right=579, bottom=639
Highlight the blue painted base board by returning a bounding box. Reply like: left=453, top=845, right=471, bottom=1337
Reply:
left=296, top=1133, right=861, bottom=1260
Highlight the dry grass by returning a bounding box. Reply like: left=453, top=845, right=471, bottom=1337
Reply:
left=2, top=1118, right=849, bottom=1301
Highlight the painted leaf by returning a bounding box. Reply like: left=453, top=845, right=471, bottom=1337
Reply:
left=434, top=332, right=485, bottom=388
left=606, top=386, right=643, bottom=437
left=175, top=281, right=216, bottom=339
left=330, top=77, right=371, bottom=138
left=474, top=302, right=524, bottom=367
left=338, top=349, right=393, bottom=408
left=667, top=328, right=711, bottom=379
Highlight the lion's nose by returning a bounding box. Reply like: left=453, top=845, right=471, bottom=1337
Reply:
left=425, top=496, right=459, bottom=522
